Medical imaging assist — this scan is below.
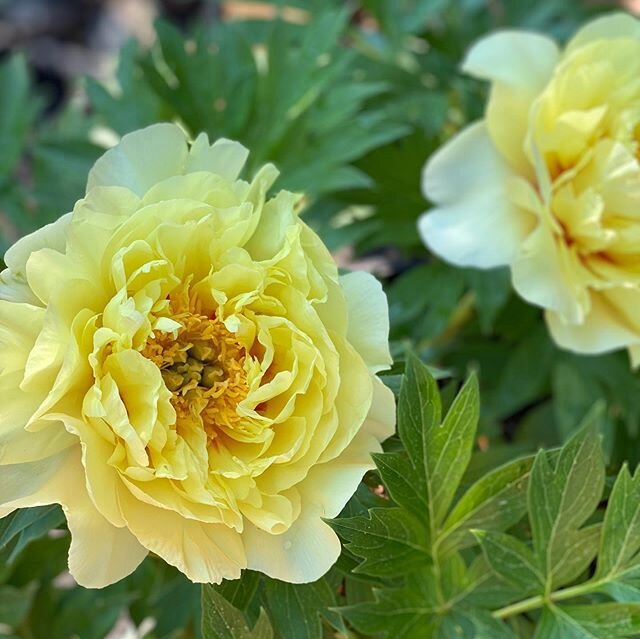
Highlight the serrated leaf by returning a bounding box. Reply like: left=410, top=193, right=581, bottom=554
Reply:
left=596, top=465, right=640, bottom=584
left=372, top=450, right=426, bottom=521
left=535, top=603, right=640, bottom=639
left=528, top=416, right=605, bottom=590
left=398, top=353, right=479, bottom=528
left=437, top=609, right=517, bottom=639
left=340, top=571, right=439, bottom=639
left=216, top=570, right=261, bottom=611
left=263, top=577, right=340, bottom=639
left=331, top=507, right=429, bottom=577
left=441, top=455, right=533, bottom=553
left=202, top=585, right=273, bottom=639
left=475, top=530, right=544, bottom=595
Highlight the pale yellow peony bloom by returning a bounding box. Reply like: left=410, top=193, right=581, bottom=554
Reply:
left=0, top=123, right=395, bottom=587
left=419, top=13, right=640, bottom=363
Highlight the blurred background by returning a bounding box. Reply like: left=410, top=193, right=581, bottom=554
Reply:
left=1, top=1, right=640, bottom=638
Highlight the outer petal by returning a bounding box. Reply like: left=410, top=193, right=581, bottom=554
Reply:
left=419, top=122, right=534, bottom=268
left=462, top=31, right=559, bottom=90
left=566, top=13, right=640, bottom=54
left=0, top=448, right=148, bottom=588
left=463, top=31, right=559, bottom=176
left=340, top=271, right=392, bottom=374
left=1, top=213, right=71, bottom=304
left=243, top=504, right=341, bottom=584
left=363, top=377, right=396, bottom=443
left=546, top=288, right=640, bottom=355
left=186, top=135, right=249, bottom=182
left=87, top=123, right=190, bottom=197
left=118, top=486, right=246, bottom=584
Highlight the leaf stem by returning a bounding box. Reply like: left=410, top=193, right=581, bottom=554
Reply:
left=492, top=579, right=606, bottom=620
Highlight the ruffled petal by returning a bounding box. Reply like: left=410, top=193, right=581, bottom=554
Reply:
left=87, top=123, right=190, bottom=196
left=340, top=271, right=392, bottom=374
left=420, top=122, right=534, bottom=268
left=186, top=135, right=249, bottom=182
left=3, top=213, right=71, bottom=278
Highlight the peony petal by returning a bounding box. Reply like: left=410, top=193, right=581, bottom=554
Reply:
left=299, top=429, right=381, bottom=520
left=511, top=223, right=591, bottom=323
left=463, top=31, right=559, bottom=177
left=0, top=451, right=67, bottom=505
left=566, top=13, right=640, bottom=54
left=87, top=123, right=190, bottom=197
left=546, top=288, right=640, bottom=356
left=462, top=30, right=559, bottom=90
left=3, top=213, right=71, bottom=279
left=186, top=135, right=249, bottom=182
left=419, top=122, right=534, bottom=268
left=243, top=503, right=341, bottom=583
left=0, top=447, right=148, bottom=587
left=362, top=377, right=396, bottom=443
left=118, top=486, right=246, bottom=583
left=629, top=344, right=640, bottom=370
left=340, top=271, right=392, bottom=374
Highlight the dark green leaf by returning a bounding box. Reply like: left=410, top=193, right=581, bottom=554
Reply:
left=331, top=507, right=429, bottom=577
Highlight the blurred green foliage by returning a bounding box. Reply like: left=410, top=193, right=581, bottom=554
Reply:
left=1, top=0, right=636, bottom=637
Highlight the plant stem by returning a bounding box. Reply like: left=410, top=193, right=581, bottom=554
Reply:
left=492, top=579, right=606, bottom=620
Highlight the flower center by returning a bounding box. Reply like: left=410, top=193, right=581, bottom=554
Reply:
left=141, top=287, right=248, bottom=440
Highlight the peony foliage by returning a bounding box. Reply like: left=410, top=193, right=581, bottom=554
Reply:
left=2, top=2, right=640, bottom=639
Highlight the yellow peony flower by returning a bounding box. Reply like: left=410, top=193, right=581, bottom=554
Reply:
left=419, top=13, right=640, bottom=362
left=0, top=123, right=395, bottom=587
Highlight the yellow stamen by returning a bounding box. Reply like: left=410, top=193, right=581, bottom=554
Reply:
left=141, top=285, right=248, bottom=439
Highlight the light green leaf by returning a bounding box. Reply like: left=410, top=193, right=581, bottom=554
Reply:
left=202, top=585, right=273, bottom=639
left=596, top=465, right=640, bottom=583
left=475, top=530, right=544, bottom=595
left=535, top=603, right=640, bottom=639
left=441, top=455, right=533, bottom=553
left=528, top=416, right=605, bottom=590
left=398, top=353, right=479, bottom=528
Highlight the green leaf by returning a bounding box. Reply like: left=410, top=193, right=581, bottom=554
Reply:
left=216, top=570, right=261, bottom=612
left=0, top=506, right=65, bottom=563
left=475, top=530, right=544, bottom=595
left=399, top=352, right=479, bottom=527
left=330, top=507, right=429, bottom=577
left=594, top=464, right=640, bottom=590
left=341, top=565, right=514, bottom=639
left=340, top=570, right=440, bottom=639
left=528, top=415, right=605, bottom=590
left=535, top=603, right=640, bottom=639
left=464, top=267, right=511, bottom=334
left=0, top=583, right=37, bottom=628
left=0, top=55, right=38, bottom=180
left=441, top=455, right=534, bottom=553
left=263, top=577, right=340, bottom=639
left=202, top=585, right=273, bottom=639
